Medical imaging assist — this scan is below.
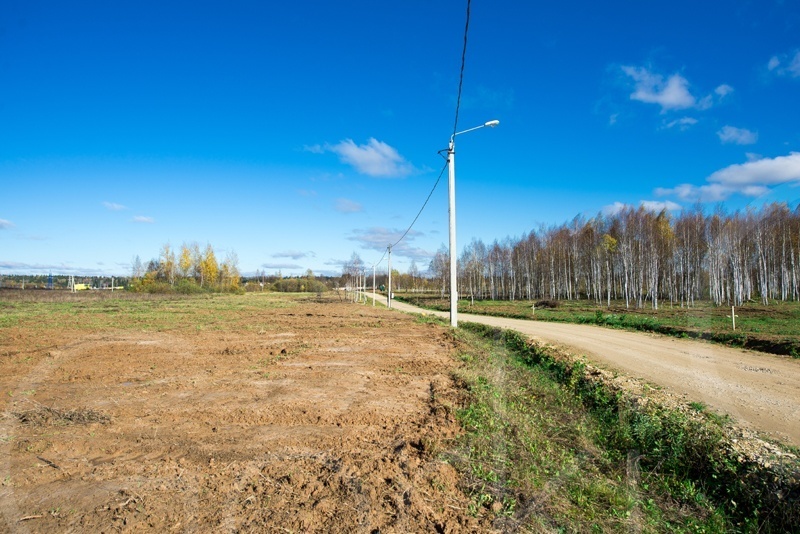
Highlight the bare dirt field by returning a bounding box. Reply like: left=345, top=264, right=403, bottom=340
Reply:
left=386, top=299, right=800, bottom=447
left=1, top=294, right=489, bottom=533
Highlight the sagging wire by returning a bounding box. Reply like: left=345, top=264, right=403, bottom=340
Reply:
left=390, top=161, right=448, bottom=249
left=451, top=0, right=471, bottom=140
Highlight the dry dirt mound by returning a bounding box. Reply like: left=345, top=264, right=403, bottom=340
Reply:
left=0, top=300, right=493, bottom=533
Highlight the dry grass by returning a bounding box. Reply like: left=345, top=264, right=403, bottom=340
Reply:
left=13, top=405, right=110, bottom=426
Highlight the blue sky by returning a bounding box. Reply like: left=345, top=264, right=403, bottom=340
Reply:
left=2, top=1, right=799, bottom=277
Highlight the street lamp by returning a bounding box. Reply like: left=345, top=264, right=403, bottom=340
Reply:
left=447, top=119, right=499, bottom=327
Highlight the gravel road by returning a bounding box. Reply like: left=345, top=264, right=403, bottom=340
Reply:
left=380, top=296, right=800, bottom=447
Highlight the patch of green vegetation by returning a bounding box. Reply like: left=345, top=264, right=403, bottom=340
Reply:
left=449, top=325, right=731, bottom=531
left=0, top=291, right=306, bottom=335
left=457, top=322, right=800, bottom=533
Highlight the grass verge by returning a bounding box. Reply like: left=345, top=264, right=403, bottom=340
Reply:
left=449, top=321, right=799, bottom=532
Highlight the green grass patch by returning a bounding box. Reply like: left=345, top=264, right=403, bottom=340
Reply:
left=455, top=322, right=800, bottom=533
left=0, top=291, right=305, bottom=334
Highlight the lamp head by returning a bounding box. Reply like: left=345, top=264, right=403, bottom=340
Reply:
left=484, top=120, right=500, bottom=128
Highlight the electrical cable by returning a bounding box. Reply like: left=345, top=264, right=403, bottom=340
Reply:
left=369, top=0, right=470, bottom=269
left=391, top=161, right=448, bottom=249
left=451, top=0, right=471, bottom=140
left=365, top=161, right=447, bottom=270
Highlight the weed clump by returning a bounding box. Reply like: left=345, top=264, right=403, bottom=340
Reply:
left=13, top=406, right=110, bottom=426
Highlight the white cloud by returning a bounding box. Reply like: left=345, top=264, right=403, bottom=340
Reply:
left=302, top=144, right=325, bottom=154
left=322, top=138, right=416, bottom=178
left=621, top=66, right=695, bottom=111
left=789, top=52, right=800, bottom=77
left=708, top=152, right=800, bottom=187
left=348, top=227, right=433, bottom=263
left=767, top=50, right=800, bottom=77
left=609, top=113, right=619, bottom=125
left=664, top=117, right=698, bottom=130
left=0, top=218, right=15, bottom=229
left=621, top=66, right=729, bottom=113
left=601, top=202, right=628, bottom=216
left=335, top=198, right=363, bottom=213
left=132, top=216, right=155, bottom=224
left=656, top=152, right=800, bottom=201
left=261, top=262, right=302, bottom=270
left=715, top=84, right=734, bottom=97
left=717, top=125, right=758, bottom=145
left=640, top=200, right=682, bottom=212
left=272, top=250, right=315, bottom=260
left=602, top=200, right=680, bottom=215
left=103, top=201, right=127, bottom=211
left=0, top=261, right=112, bottom=275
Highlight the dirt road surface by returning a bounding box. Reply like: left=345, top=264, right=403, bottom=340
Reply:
left=383, top=297, right=800, bottom=447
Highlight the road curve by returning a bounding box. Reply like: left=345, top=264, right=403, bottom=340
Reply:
left=374, top=295, right=800, bottom=446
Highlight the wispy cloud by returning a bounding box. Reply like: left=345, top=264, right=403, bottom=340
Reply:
left=0, top=261, right=112, bottom=275
left=310, top=138, right=416, bottom=178
left=348, top=226, right=433, bottom=263
left=767, top=50, right=800, bottom=77
left=103, top=201, right=127, bottom=211
left=640, top=200, right=682, bottom=212
left=715, top=84, right=734, bottom=98
left=663, top=117, right=698, bottom=130
left=272, top=250, right=315, bottom=260
left=620, top=66, right=729, bottom=113
left=132, top=216, right=155, bottom=224
left=602, top=200, right=681, bottom=216
left=717, top=125, right=758, bottom=145
left=0, top=218, right=15, bottom=229
left=335, top=198, right=363, bottom=213
left=261, top=262, right=303, bottom=271
left=656, top=152, right=800, bottom=202
left=602, top=202, right=627, bottom=216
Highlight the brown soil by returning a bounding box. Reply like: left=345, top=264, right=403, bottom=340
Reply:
left=0, top=297, right=493, bottom=533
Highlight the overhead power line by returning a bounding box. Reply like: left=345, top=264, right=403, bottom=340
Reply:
left=452, top=0, right=472, bottom=140
left=368, top=0, right=472, bottom=268
left=391, top=161, right=448, bottom=249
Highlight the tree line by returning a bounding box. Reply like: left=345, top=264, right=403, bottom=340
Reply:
left=426, top=202, right=800, bottom=308
left=131, top=242, right=242, bottom=293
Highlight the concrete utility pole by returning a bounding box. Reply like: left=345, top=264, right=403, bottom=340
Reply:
left=447, top=119, right=499, bottom=327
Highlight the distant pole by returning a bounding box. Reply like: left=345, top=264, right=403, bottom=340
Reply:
left=111, top=276, right=114, bottom=292
left=387, top=245, right=392, bottom=309
left=372, top=264, right=376, bottom=307
left=728, top=306, right=738, bottom=331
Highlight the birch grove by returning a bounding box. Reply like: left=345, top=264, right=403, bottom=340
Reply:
left=432, top=203, right=800, bottom=307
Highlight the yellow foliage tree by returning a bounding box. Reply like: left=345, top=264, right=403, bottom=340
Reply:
left=178, top=243, right=193, bottom=278
left=200, top=244, right=218, bottom=288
